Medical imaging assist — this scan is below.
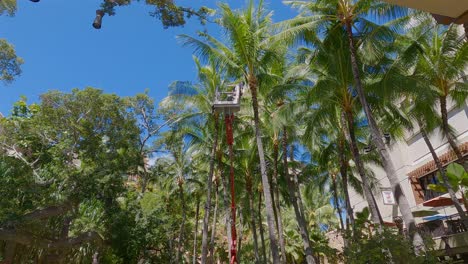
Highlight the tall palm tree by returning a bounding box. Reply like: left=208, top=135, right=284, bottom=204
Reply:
left=160, top=58, right=226, bottom=263
left=179, top=1, right=283, bottom=262
left=265, top=53, right=318, bottom=264
left=298, top=29, right=384, bottom=226
left=397, top=21, right=468, bottom=168
left=236, top=132, right=261, bottom=263
left=281, top=129, right=317, bottom=264
left=263, top=104, right=289, bottom=263
left=279, top=0, right=426, bottom=251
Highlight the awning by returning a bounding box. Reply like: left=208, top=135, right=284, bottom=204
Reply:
left=412, top=209, right=439, bottom=217
left=422, top=214, right=449, bottom=222
left=422, top=196, right=464, bottom=207
left=383, top=0, right=468, bottom=25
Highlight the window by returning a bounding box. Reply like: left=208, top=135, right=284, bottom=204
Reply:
left=418, top=171, right=447, bottom=201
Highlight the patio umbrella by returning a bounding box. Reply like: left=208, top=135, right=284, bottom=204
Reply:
left=412, top=209, right=439, bottom=217
left=422, top=196, right=463, bottom=207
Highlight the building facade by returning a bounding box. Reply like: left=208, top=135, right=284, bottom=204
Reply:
left=349, top=101, right=467, bottom=224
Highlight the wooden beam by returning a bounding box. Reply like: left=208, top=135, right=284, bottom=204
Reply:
left=455, top=10, right=468, bottom=24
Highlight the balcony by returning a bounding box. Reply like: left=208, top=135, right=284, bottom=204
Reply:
left=423, top=189, right=446, bottom=202
left=419, top=216, right=468, bottom=261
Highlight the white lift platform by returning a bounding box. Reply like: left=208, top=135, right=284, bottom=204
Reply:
left=213, top=83, right=244, bottom=114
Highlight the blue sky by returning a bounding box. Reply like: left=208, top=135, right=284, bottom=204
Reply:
left=0, top=0, right=296, bottom=115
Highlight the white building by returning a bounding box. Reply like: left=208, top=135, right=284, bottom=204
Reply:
left=348, top=102, right=468, bottom=258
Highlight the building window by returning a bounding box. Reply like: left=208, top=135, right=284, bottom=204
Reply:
left=418, top=171, right=447, bottom=201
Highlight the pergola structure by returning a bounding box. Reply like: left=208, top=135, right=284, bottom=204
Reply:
left=383, top=0, right=468, bottom=36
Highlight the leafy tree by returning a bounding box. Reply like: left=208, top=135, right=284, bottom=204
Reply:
left=0, top=88, right=141, bottom=262
left=94, top=0, right=212, bottom=29
left=0, top=0, right=15, bottom=17
left=1, top=1, right=23, bottom=85
left=0, top=39, right=23, bottom=84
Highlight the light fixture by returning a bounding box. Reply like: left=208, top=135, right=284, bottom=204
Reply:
left=364, top=145, right=372, bottom=153
left=92, top=10, right=105, bottom=29
left=384, top=133, right=391, bottom=144
left=30, top=0, right=40, bottom=2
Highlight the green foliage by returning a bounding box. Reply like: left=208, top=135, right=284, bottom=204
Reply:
left=0, top=0, right=15, bottom=17
left=428, top=163, right=468, bottom=194
left=345, top=228, right=437, bottom=264
left=0, top=39, right=23, bottom=84
left=344, top=208, right=438, bottom=263
left=99, top=0, right=211, bottom=28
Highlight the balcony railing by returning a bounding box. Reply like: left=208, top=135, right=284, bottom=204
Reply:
left=423, top=189, right=447, bottom=201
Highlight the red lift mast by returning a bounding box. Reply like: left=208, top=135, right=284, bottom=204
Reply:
left=213, top=83, right=243, bottom=264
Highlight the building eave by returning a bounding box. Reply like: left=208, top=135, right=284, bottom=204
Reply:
left=408, top=142, right=468, bottom=179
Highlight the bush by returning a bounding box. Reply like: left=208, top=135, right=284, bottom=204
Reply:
left=344, top=228, right=438, bottom=264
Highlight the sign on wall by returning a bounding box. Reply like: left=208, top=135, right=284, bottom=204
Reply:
left=381, top=189, right=396, bottom=205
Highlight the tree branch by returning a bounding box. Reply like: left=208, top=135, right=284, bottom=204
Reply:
left=1, top=202, right=73, bottom=228
left=0, top=229, right=103, bottom=249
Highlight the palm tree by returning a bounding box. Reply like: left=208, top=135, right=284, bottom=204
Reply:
left=281, top=129, right=317, bottom=264
left=380, top=17, right=468, bottom=221
left=166, top=141, right=191, bottom=263
left=399, top=21, right=468, bottom=168
left=179, top=1, right=283, bottom=262
left=263, top=106, right=289, bottom=263
left=298, top=29, right=384, bottom=226
left=236, top=132, right=261, bottom=263
left=264, top=51, right=318, bottom=264
left=279, top=0, right=426, bottom=251
left=160, top=58, right=227, bottom=263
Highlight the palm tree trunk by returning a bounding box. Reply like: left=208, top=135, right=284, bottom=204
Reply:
left=345, top=110, right=383, bottom=225
left=237, top=207, right=244, bottom=263
left=92, top=251, right=99, bottom=264
left=169, top=233, right=174, bottom=264
left=209, top=183, right=219, bottom=264
left=283, top=128, right=316, bottom=264
left=272, top=140, right=287, bottom=263
left=246, top=171, right=260, bottom=263
left=220, top=151, right=233, bottom=262
left=331, top=174, right=345, bottom=230
left=141, top=169, right=149, bottom=194
left=418, top=120, right=467, bottom=219
left=201, top=114, right=219, bottom=264
left=338, top=138, right=355, bottom=229
left=258, top=189, right=268, bottom=264
left=248, top=74, right=280, bottom=263
left=289, top=145, right=310, bottom=240
left=193, top=196, right=201, bottom=264
left=440, top=96, right=466, bottom=169
left=344, top=21, right=426, bottom=253
left=176, top=183, right=187, bottom=264
left=340, top=112, right=355, bottom=229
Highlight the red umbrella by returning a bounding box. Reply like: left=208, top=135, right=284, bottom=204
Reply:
left=422, top=196, right=463, bottom=207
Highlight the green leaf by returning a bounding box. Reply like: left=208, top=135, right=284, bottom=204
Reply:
left=447, top=163, right=468, bottom=181
left=427, top=183, right=447, bottom=193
